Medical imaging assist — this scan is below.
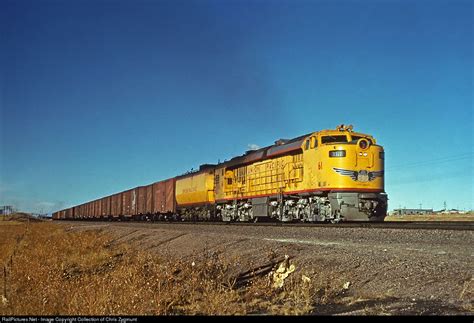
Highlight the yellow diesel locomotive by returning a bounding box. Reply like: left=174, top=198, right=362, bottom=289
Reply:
left=53, top=125, right=387, bottom=222
left=175, top=124, right=387, bottom=222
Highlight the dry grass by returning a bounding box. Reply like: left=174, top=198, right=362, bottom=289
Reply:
left=385, top=213, right=474, bottom=222
left=0, top=221, right=341, bottom=316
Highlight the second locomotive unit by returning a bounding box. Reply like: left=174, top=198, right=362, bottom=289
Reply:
left=53, top=125, right=387, bottom=223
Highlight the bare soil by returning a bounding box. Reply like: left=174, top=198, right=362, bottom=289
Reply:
left=64, top=221, right=474, bottom=315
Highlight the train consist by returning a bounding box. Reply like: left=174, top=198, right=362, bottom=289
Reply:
left=53, top=125, right=387, bottom=223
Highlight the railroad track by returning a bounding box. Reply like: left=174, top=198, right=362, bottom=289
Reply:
left=58, top=219, right=474, bottom=231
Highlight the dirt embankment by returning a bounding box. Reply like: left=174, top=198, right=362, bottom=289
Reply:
left=66, top=222, right=474, bottom=315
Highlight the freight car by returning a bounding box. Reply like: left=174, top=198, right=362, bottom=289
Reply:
left=52, top=125, right=387, bottom=223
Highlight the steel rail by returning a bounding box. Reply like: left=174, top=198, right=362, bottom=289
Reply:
left=57, top=219, right=474, bottom=231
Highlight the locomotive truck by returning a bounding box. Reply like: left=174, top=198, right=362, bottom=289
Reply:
left=53, top=125, right=387, bottom=223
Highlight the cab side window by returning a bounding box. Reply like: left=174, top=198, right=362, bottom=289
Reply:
left=305, top=140, right=310, bottom=150
left=310, top=136, right=318, bottom=149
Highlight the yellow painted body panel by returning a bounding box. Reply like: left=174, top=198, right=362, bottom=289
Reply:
left=175, top=171, right=215, bottom=206
left=215, top=153, right=304, bottom=200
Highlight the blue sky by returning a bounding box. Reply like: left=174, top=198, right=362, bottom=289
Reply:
left=1, top=0, right=472, bottom=213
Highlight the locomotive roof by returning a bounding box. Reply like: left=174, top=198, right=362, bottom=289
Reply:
left=216, top=132, right=311, bottom=169
left=217, top=126, right=376, bottom=170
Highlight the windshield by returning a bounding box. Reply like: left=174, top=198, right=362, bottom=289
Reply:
left=321, top=135, right=348, bottom=144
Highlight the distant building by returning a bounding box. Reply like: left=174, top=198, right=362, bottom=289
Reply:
left=0, top=205, right=14, bottom=215
left=392, top=208, right=433, bottom=216
left=438, top=209, right=466, bottom=214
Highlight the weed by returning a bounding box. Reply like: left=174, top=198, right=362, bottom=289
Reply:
left=0, top=222, right=327, bottom=315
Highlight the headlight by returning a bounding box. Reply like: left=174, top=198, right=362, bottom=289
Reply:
left=329, top=150, right=346, bottom=157
left=358, top=138, right=369, bottom=150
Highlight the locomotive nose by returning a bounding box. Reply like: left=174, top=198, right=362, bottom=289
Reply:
left=355, top=138, right=373, bottom=168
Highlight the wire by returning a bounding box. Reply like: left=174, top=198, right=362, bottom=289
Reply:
left=387, top=152, right=473, bottom=170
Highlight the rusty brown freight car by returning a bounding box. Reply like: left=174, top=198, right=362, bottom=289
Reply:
left=92, top=201, right=97, bottom=218
left=78, top=204, right=84, bottom=219
left=111, top=193, right=122, bottom=218
left=100, top=196, right=111, bottom=218
left=121, top=188, right=137, bottom=218
left=53, top=177, right=177, bottom=221
left=92, top=200, right=97, bottom=218
left=152, top=178, right=176, bottom=216
left=146, top=184, right=153, bottom=214
left=86, top=203, right=90, bottom=218
left=90, top=200, right=96, bottom=218
left=86, top=202, right=92, bottom=218
left=136, top=186, right=148, bottom=217
left=95, top=199, right=102, bottom=219
left=65, top=208, right=72, bottom=220
left=91, top=200, right=97, bottom=218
